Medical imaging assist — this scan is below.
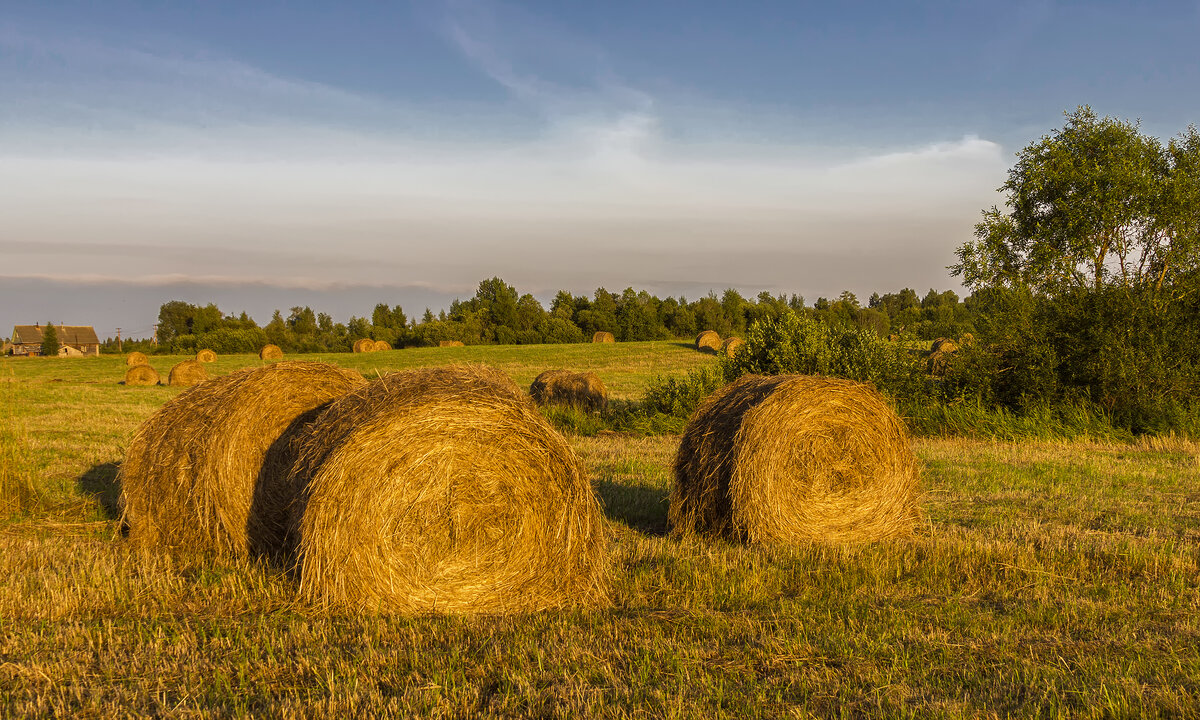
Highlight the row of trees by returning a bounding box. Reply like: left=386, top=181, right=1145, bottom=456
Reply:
left=109, top=282, right=976, bottom=356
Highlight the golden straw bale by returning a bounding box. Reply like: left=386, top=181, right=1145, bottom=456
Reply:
left=930, top=337, right=958, bottom=354
left=438, top=340, right=465, bottom=347
left=118, top=362, right=366, bottom=558
left=670, top=374, right=920, bottom=545
left=196, top=349, right=217, bottom=363
left=287, top=364, right=609, bottom=614
left=721, top=337, right=745, bottom=358
left=372, top=340, right=392, bottom=352
left=695, top=330, right=721, bottom=353
left=592, top=331, right=615, bottom=343
left=530, top=370, right=608, bottom=412
left=260, top=344, right=284, bottom=361
left=353, top=338, right=375, bottom=353
left=125, top=351, right=148, bottom=367
left=168, top=360, right=208, bottom=387
left=123, top=364, right=159, bottom=386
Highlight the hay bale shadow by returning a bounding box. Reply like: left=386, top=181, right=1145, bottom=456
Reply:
left=594, top=479, right=669, bottom=536
left=77, top=462, right=121, bottom=521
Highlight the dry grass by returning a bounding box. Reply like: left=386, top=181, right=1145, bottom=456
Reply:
left=287, top=364, right=610, bottom=614
left=119, top=361, right=366, bottom=559
left=529, top=370, right=608, bottom=412
left=695, top=330, right=721, bottom=353
left=592, top=332, right=615, bottom=344
left=124, top=351, right=147, bottom=366
left=259, top=344, right=284, bottom=361
left=168, top=360, right=208, bottom=386
left=196, top=349, right=217, bottom=363
left=671, top=374, right=920, bottom=544
left=123, top=364, right=160, bottom=387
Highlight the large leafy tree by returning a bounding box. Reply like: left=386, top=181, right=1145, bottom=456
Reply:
left=40, top=322, right=59, bottom=357
left=954, top=106, right=1200, bottom=300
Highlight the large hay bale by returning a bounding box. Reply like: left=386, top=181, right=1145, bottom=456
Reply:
left=696, top=330, right=721, bottom=353
left=119, top=362, right=366, bottom=558
left=196, top=349, right=217, bottom=363
left=930, top=337, right=957, bottom=354
left=287, top=364, right=609, bottom=614
left=260, top=344, right=284, bottom=361
left=168, top=360, right=209, bottom=387
left=670, top=374, right=920, bottom=544
left=721, top=337, right=745, bottom=358
left=529, top=370, right=608, bottom=412
left=353, top=338, right=375, bottom=353
left=123, top=364, right=159, bottom=386
left=592, top=331, right=615, bottom=344
left=125, top=351, right=148, bottom=367
left=438, top=340, right=465, bottom=347
left=372, top=340, right=392, bottom=352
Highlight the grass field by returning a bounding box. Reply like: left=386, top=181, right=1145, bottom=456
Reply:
left=2, top=345, right=1198, bottom=718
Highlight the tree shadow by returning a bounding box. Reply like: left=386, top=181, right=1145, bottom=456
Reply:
left=594, top=479, right=670, bottom=536
left=77, top=462, right=122, bottom=522
left=669, top=342, right=697, bottom=350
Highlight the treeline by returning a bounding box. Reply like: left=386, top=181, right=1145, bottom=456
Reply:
left=101, top=278, right=977, bottom=355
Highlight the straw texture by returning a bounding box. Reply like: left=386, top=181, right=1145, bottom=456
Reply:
left=124, top=364, right=159, bottom=386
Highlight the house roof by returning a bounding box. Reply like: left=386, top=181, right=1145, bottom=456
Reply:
left=12, top=325, right=100, bottom=346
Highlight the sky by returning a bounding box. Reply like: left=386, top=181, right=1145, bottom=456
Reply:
left=4, top=0, right=1200, bottom=340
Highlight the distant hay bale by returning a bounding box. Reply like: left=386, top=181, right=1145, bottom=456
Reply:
left=118, top=362, right=366, bottom=558
left=721, top=337, right=745, bottom=358
left=372, top=340, right=392, bottom=352
left=287, top=364, right=609, bottom=614
left=123, top=364, right=159, bottom=386
left=353, top=338, right=375, bottom=353
left=125, top=351, right=148, bottom=367
left=959, top=333, right=975, bottom=346
left=438, top=340, right=465, bottom=347
left=887, top=334, right=899, bottom=343
left=168, top=360, right=209, bottom=387
left=696, top=330, right=721, bottom=353
left=930, top=337, right=957, bottom=354
left=196, top=349, right=217, bottom=363
left=260, top=344, right=284, bottom=361
left=529, top=370, right=608, bottom=412
left=670, top=374, right=920, bottom=545
left=592, top=331, right=615, bottom=344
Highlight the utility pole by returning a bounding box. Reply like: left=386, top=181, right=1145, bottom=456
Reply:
left=116, top=328, right=122, bottom=353
left=151, top=324, right=158, bottom=346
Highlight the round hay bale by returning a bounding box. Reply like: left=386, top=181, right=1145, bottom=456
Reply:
left=168, top=359, right=209, bottom=387
left=721, top=337, right=745, bottom=358
left=438, top=340, right=465, bottom=347
left=930, top=337, right=957, bottom=354
left=118, top=362, right=366, bottom=558
left=670, top=374, right=920, bottom=544
left=372, top=340, right=392, bottom=352
left=125, top=351, right=148, bottom=367
left=353, top=338, right=375, bottom=353
left=287, top=364, right=609, bottom=614
left=196, top=349, right=217, bottom=363
left=592, top=331, right=615, bottom=344
left=695, top=330, right=721, bottom=353
left=260, top=344, right=284, bottom=361
left=123, top=364, right=159, bottom=386
left=529, top=370, right=608, bottom=412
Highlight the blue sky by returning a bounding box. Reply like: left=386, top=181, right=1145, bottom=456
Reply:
left=3, top=1, right=1200, bottom=339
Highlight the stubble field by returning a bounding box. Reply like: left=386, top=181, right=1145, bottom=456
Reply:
left=1, top=344, right=1198, bottom=718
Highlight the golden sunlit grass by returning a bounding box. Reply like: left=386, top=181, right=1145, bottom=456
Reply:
left=0, top=348, right=1197, bottom=717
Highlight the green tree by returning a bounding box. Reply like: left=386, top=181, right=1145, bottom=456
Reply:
left=40, top=323, right=59, bottom=357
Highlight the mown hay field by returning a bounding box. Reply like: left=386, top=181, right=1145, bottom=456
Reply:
left=1, top=343, right=1198, bottom=718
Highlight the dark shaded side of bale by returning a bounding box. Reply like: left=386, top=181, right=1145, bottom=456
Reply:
left=926, top=351, right=953, bottom=377
left=529, top=370, right=608, bottom=412
left=118, top=362, right=367, bottom=558
left=592, top=331, right=615, bottom=344
left=196, top=349, right=217, bottom=363
left=353, top=338, right=375, bottom=353
left=287, top=364, right=609, bottom=614
left=125, top=351, right=148, bottom=367
left=721, top=337, right=745, bottom=358
left=372, top=340, right=392, bottom=352
left=670, top=374, right=920, bottom=545
left=696, top=330, right=721, bottom=353
left=260, top=344, right=284, bottom=361
left=438, top=340, right=466, bottom=348
left=123, top=364, right=159, bottom=386
left=168, top=360, right=209, bottom=387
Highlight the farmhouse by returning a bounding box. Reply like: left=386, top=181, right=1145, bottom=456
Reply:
left=9, top=324, right=101, bottom=357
